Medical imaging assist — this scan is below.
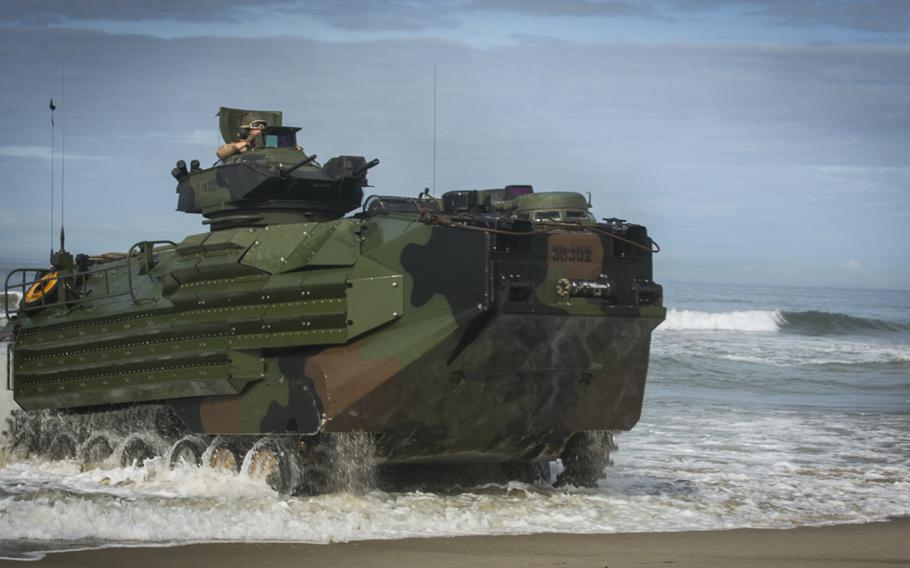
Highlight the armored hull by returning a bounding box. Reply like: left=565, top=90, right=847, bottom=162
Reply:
left=3, top=108, right=664, bottom=493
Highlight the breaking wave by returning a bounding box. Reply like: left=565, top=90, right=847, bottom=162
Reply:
left=0, top=291, right=20, bottom=331
left=662, top=309, right=782, bottom=332
left=663, top=309, right=910, bottom=336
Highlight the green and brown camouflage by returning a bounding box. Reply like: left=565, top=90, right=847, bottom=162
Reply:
left=4, top=108, right=664, bottom=468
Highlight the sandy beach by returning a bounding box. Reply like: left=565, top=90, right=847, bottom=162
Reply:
left=4, top=518, right=906, bottom=567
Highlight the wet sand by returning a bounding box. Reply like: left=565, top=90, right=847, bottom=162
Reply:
left=4, top=518, right=907, bottom=567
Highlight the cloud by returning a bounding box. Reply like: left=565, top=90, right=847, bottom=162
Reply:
left=5, top=0, right=909, bottom=36
left=0, top=215, right=24, bottom=229
left=842, top=259, right=863, bottom=271
left=0, top=0, right=286, bottom=24
left=0, top=0, right=464, bottom=31
left=114, top=130, right=221, bottom=146
left=271, top=0, right=464, bottom=31
left=0, top=146, right=52, bottom=159
left=0, top=146, right=106, bottom=160
left=760, top=0, right=910, bottom=33
left=466, top=0, right=650, bottom=18
left=672, top=0, right=910, bottom=34
left=0, top=27, right=907, bottom=288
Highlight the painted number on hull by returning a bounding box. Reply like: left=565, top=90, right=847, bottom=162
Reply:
left=551, top=245, right=593, bottom=263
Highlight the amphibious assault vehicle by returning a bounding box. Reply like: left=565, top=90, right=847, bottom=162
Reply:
left=3, top=108, right=664, bottom=494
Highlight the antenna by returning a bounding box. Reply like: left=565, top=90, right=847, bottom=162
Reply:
left=59, top=64, right=66, bottom=252
left=49, top=97, right=56, bottom=256
left=433, top=63, right=437, bottom=195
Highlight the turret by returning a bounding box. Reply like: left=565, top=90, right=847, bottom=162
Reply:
left=173, top=107, right=378, bottom=230
left=504, top=191, right=595, bottom=224
left=439, top=185, right=596, bottom=224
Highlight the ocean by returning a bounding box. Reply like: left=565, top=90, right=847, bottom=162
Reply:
left=0, top=281, right=907, bottom=557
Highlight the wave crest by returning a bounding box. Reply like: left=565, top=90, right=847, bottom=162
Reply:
left=662, top=308, right=910, bottom=335
left=781, top=310, right=910, bottom=336
left=662, top=309, right=783, bottom=332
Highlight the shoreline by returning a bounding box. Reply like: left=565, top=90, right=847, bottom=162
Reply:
left=4, top=518, right=908, bottom=567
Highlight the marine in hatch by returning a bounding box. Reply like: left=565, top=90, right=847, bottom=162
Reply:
left=216, top=118, right=267, bottom=159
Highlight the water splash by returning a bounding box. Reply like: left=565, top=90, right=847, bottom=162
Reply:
left=326, top=432, right=378, bottom=493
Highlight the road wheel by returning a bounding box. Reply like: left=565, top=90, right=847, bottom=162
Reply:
left=81, top=434, right=115, bottom=469
left=47, top=432, right=78, bottom=461
left=169, top=436, right=207, bottom=468
left=206, top=436, right=244, bottom=472
left=120, top=436, right=157, bottom=467
left=245, top=437, right=299, bottom=495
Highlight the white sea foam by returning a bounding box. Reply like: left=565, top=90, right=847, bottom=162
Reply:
left=0, top=406, right=907, bottom=549
left=0, top=286, right=907, bottom=553
left=654, top=324, right=910, bottom=368
left=662, top=309, right=783, bottom=332
left=0, top=291, right=20, bottom=329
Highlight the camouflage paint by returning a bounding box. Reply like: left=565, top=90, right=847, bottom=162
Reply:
left=6, top=112, right=664, bottom=465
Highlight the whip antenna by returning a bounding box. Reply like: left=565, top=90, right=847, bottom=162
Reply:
left=59, top=65, right=66, bottom=252
left=49, top=97, right=56, bottom=256
left=433, top=63, right=437, bottom=195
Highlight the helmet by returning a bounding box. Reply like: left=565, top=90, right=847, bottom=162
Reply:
left=240, top=119, right=268, bottom=129
left=238, top=119, right=267, bottom=140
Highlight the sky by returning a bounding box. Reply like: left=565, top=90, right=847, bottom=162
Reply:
left=0, top=0, right=908, bottom=290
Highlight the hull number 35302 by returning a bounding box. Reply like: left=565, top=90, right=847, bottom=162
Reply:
left=550, top=245, right=593, bottom=263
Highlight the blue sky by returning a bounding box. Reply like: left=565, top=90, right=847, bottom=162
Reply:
left=0, top=0, right=908, bottom=289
